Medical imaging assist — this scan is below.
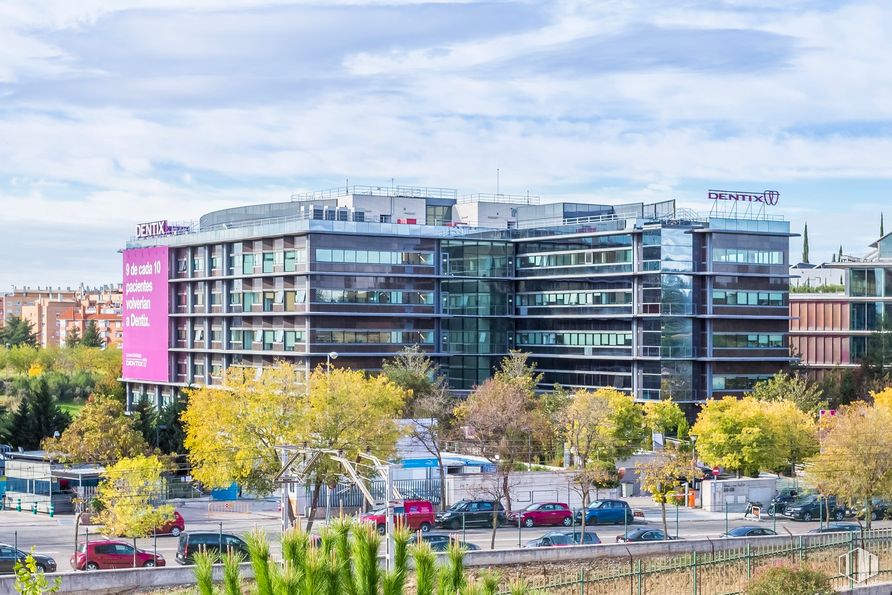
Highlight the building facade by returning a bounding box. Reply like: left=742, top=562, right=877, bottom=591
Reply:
left=121, top=186, right=793, bottom=410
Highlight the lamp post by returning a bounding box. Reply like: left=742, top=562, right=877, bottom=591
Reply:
left=326, top=351, right=338, bottom=381
left=689, top=434, right=698, bottom=466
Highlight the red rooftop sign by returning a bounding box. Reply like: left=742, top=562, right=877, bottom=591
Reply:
left=708, top=189, right=780, bottom=206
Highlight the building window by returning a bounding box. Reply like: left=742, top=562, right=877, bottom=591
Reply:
left=713, top=248, right=783, bottom=265
left=242, top=253, right=255, bottom=273
left=262, top=252, right=276, bottom=274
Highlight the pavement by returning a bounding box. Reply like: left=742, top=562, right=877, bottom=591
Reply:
left=0, top=496, right=884, bottom=573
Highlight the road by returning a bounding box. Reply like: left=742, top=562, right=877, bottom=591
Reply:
left=1, top=498, right=886, bottom=573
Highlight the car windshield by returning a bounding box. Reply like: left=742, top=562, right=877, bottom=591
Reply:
left=588, top=501, right=605, bottom=509
left=524, top=503, right=541, bottom=511
left=367, top=506, right=386, bottom=515
left=446, top=501, right=467, bottom=512
left=727, top=528, right=750, bottom=536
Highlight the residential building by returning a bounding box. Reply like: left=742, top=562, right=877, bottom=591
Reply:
left=121, top=185, right=793, bottom=411
left=9, top=285, right=122, bottom=348
left=1, top=287, right=78, bottom=330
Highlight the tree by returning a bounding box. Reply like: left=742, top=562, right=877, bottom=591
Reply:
left=745, top=565, right=834, bottom=595
left=406, top=384, right=455, bottom=511
left=691, top=397, right=782, bottom=477
left=130, top=397, right=159, bottom=447
left=456, top=351, right=545, bottom=513
left=639, top=445, right=698, bottom=537
left=643, top=399, right=688, bottom=439
left=157, top=397, right=188, bottom=454
left=807, top=401, right=892, bottom=529
left=183, top=363, right=308, bottom=495
left=381, top=345, right=438, bottom=407
left=749, top=372, right=826, bottom=415
left=79, top=321, right=104, bottom=348
left=838, top=245, right=843, bottom=261
left=802, top=222, right=809, bottom=263
left=763, top=400, right=818, bottom=476
left=41, top=394, right=148, bottom=464
left=564, top=388, right=644, bottom=535
left=96, top=454, right=175, bottom=538
left=64, top=326, right=81, bottom=348
left=6, top=377, right=70, bottom=450
left=0, top=315, right=37, bottom=347
left=882, top=212, right=886, bottom=238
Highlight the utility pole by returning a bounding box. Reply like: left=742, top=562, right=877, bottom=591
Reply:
left=385, top=463, right=395, bottom=572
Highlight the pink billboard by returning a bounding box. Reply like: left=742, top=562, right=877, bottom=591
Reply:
left=122, top=246, right=170, bottom=382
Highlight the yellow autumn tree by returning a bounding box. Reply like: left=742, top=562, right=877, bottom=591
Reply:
left=872, top=387, right=892, bottom=410
left=96, top=454, right=174, bottom=538
left=763, top=400, right=819, bottom=476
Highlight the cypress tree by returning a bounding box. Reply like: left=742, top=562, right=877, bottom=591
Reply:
left=802, top=223, right=810, bottom=263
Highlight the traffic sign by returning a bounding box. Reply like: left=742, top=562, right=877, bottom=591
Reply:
left=712, top=466, right=720, bottom=477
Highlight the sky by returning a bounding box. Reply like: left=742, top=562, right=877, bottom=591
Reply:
left=1, top=0, right=891, bottom=288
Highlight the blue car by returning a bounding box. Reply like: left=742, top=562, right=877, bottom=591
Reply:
left=574, top=499, right=633, bottom=525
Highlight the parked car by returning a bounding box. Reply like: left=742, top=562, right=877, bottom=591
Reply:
left=360, top=499, right=435, bottom=534
left=507, top=502, right=573, bottom=528
left=767, top=488, right=802, bottom=516
left=157, top=511, right=186, bottom=536
left=809, top=523, right=862, bottom=534
left=70, top=540, right=164, bottom=570
left=574, top=499, right=633, bottom=526
left=615, top=528, right=676, bottom=543
left=782, top=496, right=849, bottom=522
left=857, top=498, right=892, bottom=521
left=523, top=531, right=601, bottom=548
left=0, top=545, right=56, bottom=574
left=175, top=532, right=248, bottom=565
left=407, top=533, right=480, bottom=552
left=721, top=526, right=778, bottom=538
left=435, top=500, right=506, bottom=529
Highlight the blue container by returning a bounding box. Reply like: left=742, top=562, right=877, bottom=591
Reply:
left=211, top=482, right=239, bottom=501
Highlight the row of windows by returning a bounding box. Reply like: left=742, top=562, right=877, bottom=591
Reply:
left=516, top=291, right=632, bottom=307
left=229, top=329, right=306, bottom=351
left=229, top=290, right=307, bottom=310
left=713, top=290, right=785, bottom=307
left=517, top=249, right=632, bottom=269
left=713, top=334, right=785, bottom=349
left=315, top=249, right=434, bottom=266
left=713, top=248, right=783, bottom=265
left=314, top=330, right=435, bottom=344
left=314, top=289, right=434, bottom=305
left=712, top=375, right=771, bottom=391
left=178, top=250, right=308, bottom=275
left=516, top=331, right=633, bottom=347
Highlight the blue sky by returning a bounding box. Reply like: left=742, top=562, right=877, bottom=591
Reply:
left=1, top=0, right=890, bottom=287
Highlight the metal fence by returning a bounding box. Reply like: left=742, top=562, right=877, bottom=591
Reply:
left=307, top=478, right=442, bottom=509
left=495, top=529, right=892, bottom=595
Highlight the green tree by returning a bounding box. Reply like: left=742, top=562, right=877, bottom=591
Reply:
left=63, top=326, right=81, bottom=348
left=96, top=454, right=175, bottom=538
left=691, top=397, right=782, bottom=477
left=0, top=315, right=37, bottom=347
left=157, top=397, right=188, bottom=454
left=456, top=351, right=546, bottom=513
left=79, top=320, right=104, bottom=348
left=13, top=550, right=61, bottom=594
left=6, top=377, right=71, bottom=450
left=643, top=399, right=688, bottom=438
left=130, top=397, right=159, bottom=447
left=802, top=222, right=809, bottom=263
left=381, top=345, right=438, bottom=407
left=749, top=372, right=826, bottom=415
left=564, top=387, right=644, bottom=533
left=763, top=400, right=818, bottom=477
left=807, top=401, right=892, bottom=529
left=41, top=394, right=148, bottom=463
left=639, top=445, right=698, bottom=537
left=882, top=212, right=885, bottom=238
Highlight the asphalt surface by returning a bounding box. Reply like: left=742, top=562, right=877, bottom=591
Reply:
left=1, top=498, right=886, bottom=574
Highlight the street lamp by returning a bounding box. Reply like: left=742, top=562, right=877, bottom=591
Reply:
left=326, top=351, right=338, bottom=382
left=689, top=433, right=698, bottom=466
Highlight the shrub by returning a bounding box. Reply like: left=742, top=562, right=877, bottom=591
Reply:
left=746, top=565, right=834, bottom=595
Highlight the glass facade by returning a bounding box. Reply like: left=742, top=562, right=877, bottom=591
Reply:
left=124, top=198, right=792, bottom=406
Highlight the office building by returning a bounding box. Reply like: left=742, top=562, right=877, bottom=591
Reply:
left=121, top=185, right=793, bottom=410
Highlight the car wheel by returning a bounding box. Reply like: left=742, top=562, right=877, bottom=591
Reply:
left=562, top=517, right=572, bottom=527
left=171, top=527, right=182, bottom=537
left=86, top=562, right=100, bottom=570
left=524, top=517, right=535, bottom=528
left=143, top=560, right=156, bottom=568
left=377, top=524, right=386, bottom=535
left=419, top=522, right=431, bottom=533
left=872, top=511, right=880, bottom=521
left=449, top=519, right=461, bottom=531
left=803, top=512, right=813, bottom=522
left=35, top=564, right=46, bottom=573
left=835, top=510, right=845, bottom=521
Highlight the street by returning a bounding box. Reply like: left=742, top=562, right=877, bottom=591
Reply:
left=1, top=497, right=887, bottom=573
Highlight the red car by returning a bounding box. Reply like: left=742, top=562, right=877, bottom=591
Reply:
left=157, top=511, right=186, bottom=536
left=70, top=540, right=166, bottom=570
left=508, top=502, right=573, bottom=528
left=360, top=499, right=435, bottom=534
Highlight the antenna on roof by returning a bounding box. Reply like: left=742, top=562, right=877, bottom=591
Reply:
left=496, top=168, right=500, bottom=196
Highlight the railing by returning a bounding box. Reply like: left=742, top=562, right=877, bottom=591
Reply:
left=457, top=193, right=540, bottom=205
left=291, top=185, right=458, bottom=201
left=302, top=479, right=442, bottom=510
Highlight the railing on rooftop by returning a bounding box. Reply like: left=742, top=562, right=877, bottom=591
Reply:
left=291, top=185, right=457, bottom=201
left=457, top=193, right=540, bottom=205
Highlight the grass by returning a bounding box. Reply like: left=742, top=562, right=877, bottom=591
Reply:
left=60, top=401, right=84, bottom=417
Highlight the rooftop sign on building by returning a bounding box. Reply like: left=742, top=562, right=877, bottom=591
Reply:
left=708, top=190, right=780, bottom=206
left=135, top=220, right=191, bottom=239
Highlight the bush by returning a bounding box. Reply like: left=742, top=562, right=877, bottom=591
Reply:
left=746, top=565, right=834, bottom=595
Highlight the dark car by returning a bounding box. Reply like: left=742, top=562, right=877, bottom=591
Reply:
left=435, top=500, right=506, bottom=529
left=782, top=496, right=849, bottom=522
left=574, top=499, right=633, bottom=526
left=507, top=502, right=573, bottom=528
left=809, top=523, right=862, bottom=534
left=721, top=526, right=778, bottom=538
left=524, top=531, right=601, bottom=548
left=615, top=528, right=676, bottom=543
left=0, top=545, right=57, bottom=574
left=407, top=533, right=480, bottom=552
left=857, top=498, right=892, bottom=521
left=175, top=532, right=248, bottom=565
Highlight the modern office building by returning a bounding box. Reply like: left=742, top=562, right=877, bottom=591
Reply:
left=121, top=186, right=793, bottom=410
left=790, top=233, right=892, bottom=376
